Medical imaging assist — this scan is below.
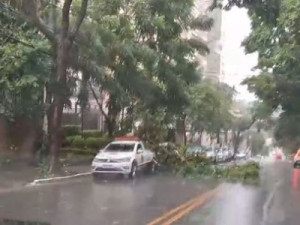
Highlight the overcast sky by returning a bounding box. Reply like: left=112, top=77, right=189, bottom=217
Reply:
left=221, top=7, right=258, bottom=102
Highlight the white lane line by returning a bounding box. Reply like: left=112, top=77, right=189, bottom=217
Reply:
left=262, top=180, right=283, bottom=225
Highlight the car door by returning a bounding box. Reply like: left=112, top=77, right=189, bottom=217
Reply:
left=136, top=143, right=144, bottom=166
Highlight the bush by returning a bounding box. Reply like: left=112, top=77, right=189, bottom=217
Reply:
left=99, top=135, right=112, bottom=148
left=63, top=135, right=78, bottom=147
left=85, top=137, right=101, bottom=149
left=63, top=125, right=80, bottom=137
left=82, top=130, right=103, bottom=138
left=71, top=136, right=85, bottom=148
left=61, top=148, right=98, bottom=156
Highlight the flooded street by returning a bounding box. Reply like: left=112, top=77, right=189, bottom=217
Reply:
left=0, top=161, right=300, bottom=225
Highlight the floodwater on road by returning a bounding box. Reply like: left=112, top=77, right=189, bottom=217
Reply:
left=1, top=161, right=300, bottom=225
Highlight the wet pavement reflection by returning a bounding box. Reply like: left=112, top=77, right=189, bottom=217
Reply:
left=1, top=161, right=300, bottom=225
left=0, top=175, right=216, bottom=225
left=178, top=161, right=300, bottom=225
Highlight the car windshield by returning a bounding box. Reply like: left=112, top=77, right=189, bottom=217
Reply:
left=105, top=143, right=135, bottom=152
left=205, top=148, right=213, bottom=152
left=187, top=146, right=202, bottom=152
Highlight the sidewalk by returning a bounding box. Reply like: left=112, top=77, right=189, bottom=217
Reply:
left=0, top=161, right=91, bottom=192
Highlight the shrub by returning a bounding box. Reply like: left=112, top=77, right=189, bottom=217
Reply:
left=63, top=125, right=80, bottom=137
left=64, top=135, right=78, bottom=147
left=99, top=135, right=112, bottom=148
left=61, top=148, right=98, bottom=156
left=85, top=137, right=101, bottom=149
left=82, top=130, right=103, bottom=138
left=71, top=136, right=85, bottom=148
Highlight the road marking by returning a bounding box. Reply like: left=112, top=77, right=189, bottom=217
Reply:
left=262, top=180, right=282, bottom=224
left=147, top=187, right=219, bottom=225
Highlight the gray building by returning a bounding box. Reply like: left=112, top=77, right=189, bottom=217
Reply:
left=193, top=0, right=223, bottom=81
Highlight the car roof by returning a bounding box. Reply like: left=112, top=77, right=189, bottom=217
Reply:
left=110, top=141, right=139, bottom=144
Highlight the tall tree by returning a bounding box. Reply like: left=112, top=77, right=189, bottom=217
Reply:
left=77, top=0, right=212, bottom=137
left=212, top=0, right=300, bottom=152
left=2, top=0, right=89, bottom=171
left=0, top=6, right=50, bottom=120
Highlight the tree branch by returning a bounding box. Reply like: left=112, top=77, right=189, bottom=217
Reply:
left=69, top=0, right=88, bottom=42
left=1, top=1, right=56, bottom=43
left=88, top=80, right=109, bottom=121
left=61, top=0, right=73, bottom=37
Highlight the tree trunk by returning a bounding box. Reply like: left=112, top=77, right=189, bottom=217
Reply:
left=224, top=129, right=228, bottom=145
left=81, top=108, right=84, bottom=133
left=233, top=130, right=241, bottom=155
left=106, top=119, right=115, bottom=138
left=48, top=97, right=64, bottom=173
left=182, top=115, right=187, bottom=145
left=48, top=37, right=70, bottom=173
left=216, top=129, right=220, bottom=145
left=175, top=115, right=187, bottom=145
left=199, top=128, right=204, bottom=146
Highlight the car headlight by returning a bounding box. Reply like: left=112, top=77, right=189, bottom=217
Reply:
left=116, top=157, right=132, bottom=162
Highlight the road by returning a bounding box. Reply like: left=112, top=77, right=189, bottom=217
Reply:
left=0, top=160, right=300, bottom=225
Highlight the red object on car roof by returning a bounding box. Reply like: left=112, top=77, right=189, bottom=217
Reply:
left=114, top=136, right=140, bottom=141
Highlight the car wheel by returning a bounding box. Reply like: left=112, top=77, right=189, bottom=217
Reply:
left=129, top=161, right=137, bottom=179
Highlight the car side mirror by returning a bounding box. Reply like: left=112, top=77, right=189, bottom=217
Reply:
left=137, top=149, right=143, bottom=154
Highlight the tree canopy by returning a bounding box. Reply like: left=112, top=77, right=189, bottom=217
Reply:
left=212, top=0, right=300, bottom=152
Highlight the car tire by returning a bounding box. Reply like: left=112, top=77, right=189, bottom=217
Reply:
left=129, top=161, right=137, bottom=179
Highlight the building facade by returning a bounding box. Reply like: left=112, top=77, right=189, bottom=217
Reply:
left=193, top=0, right=223, bottom=81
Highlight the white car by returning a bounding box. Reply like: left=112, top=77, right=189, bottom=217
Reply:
left=204, top=147, right=216, bottom=162
left=92, top=137, right=155, bottom=178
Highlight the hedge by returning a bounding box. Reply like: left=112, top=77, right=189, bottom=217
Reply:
left=65, top=135, right=79, bottom=145
left=85, top=137, right=101, bottom=149
left=71, top=136, right=85, bottom=148
left=62, top=125, right=80, bottom=137
left=61, top=148, right=98, bottom=156
left=82, top=130, right=103, bottom=138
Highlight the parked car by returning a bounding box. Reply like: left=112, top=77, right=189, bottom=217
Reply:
left=223, top=150, right=231, bottom=161
left=204, top=147, right=216, bottom=162
left=186, top=145, right=203, bottom=157
left=92, top=137, right=155, bottom=178
left=293, top=149, right=300, bottom=168
left=235, top=152, right=247, bottom=160
left=216, top=148, right=225, bottom=162
left=275, top=153, right=282, bottom=160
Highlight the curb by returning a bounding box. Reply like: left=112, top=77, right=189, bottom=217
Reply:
left=28, top=172, right=92, bottom=186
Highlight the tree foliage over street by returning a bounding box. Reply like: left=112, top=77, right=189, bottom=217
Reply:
left=2, top=0, right=234, bottom=170
left=211, top=0, right=300, bottom=152
left=2, top=0, right=277, bottom=171
left=0, top=6, right=50, bottom=120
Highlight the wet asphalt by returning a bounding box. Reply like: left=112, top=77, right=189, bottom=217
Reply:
left=0, top=160, right=300, bottom=225
left=177, top=160, right=300, bottom=225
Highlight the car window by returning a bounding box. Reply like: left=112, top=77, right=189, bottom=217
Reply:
left=105, top=143, right=135, bottom=152
left=137, top=144, right=142, bottom=150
